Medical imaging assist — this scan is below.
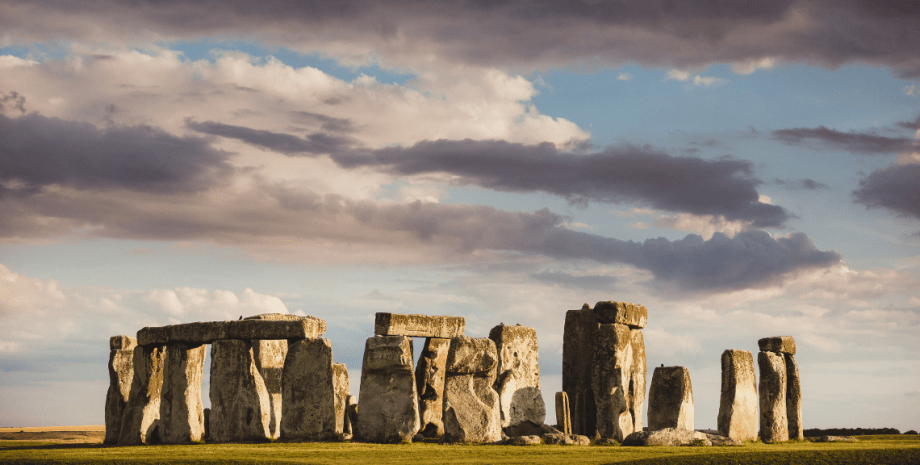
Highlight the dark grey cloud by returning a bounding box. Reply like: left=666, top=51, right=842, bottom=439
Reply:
left=530, top=271, right=617, bottom=290
left=853, top=164, right=920, bottom=221
left=289, top=111, right=355, bottom=133
left=186, top=119, right=354, bottom=155
left=773, top=178, right=830, bottom=190
left=896, top=116, right=920, bottom=131
left=0, top=91, right=27, bottom=114
left=772, top=126, right=916, bottom=154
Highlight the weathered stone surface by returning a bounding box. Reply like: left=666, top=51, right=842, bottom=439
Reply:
left=356, top=336, right=420, bottom=443
left=110, top=335, right=137, bottom=351
left=137, top=326, right=168, bottom=346
left=718, top=350, right=758, bottom=441
left=555, top=391, right=572, bottom=435
left=203, top=408, right=210, bottom=441
left=593, top=301, right=647, bottom=329
left=704, top=432, right=743, bottom=446
left=159, top=342, right=206, bottom=444
left=136, top=316, right=326, bottom=346
left=442, top=336, right=502, bottom=444
left=785, top=353, right=803, bottom=440
left=281, top=338, right=337, bottom=440
left=244, top=313, right=309, bottom=321
left=648, top=366, right=694, bottom=432
left=758, top=336, right=796, bottom=355
left=815, top=435, right=857, bottom=442
left=622, top=428, right=710, bottom=446
left=593, top=324, right=645, bottom=441
left=333, top=362, right=350, bottom=434
left=374, top=312, right=464, bottom=338
left=569, top=434, right=591, bottom=445
left=489, top=325, right=545, bottom=432
left=758, top=351, right=789, bottom=443
left=228, top=318, right=326, bottom=340
left=629, top=328, right=646, bottom=434
left=118, top=344, right=166, bottom=445
left=562, top=305, right=599, bottom=437
left=415, top=337, right=450, bottom=437
left=542, top=432, right=573, bottom=445
left=511, top=435, right=542, bottom=445
left=167, top=322, right=230, bottom=345
left=209, top=339, right=272, bottom=442
left=343, top=395, right=357, bottom=436
left=104, top=347, right=135, bottom=444
left=252, top=339, right=287, bottom=440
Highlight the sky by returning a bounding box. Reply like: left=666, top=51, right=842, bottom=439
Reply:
left=0, top=0, right=918, bottom=432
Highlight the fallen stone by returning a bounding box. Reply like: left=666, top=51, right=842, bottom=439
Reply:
left=280, top=338, right=337, bottom=440
left=104, top=346, right=135, bottom=445
left=489, top=324, right=546, bottom=432
left=333, top=362, right=350, bottom=434
left=252, top=339, right=287, bottom=440
left=814, top=435, right=857, bottom=442
left=648, top=366, right=694, bottom=432
left=209, top=339, right=272, bottom=442
left=511, top=435, right=542, bottom=445
left=159, top=342, right=206, bottom=444
left=704, top=432, right=742, bottom=446
left=593, top=301, right=647, bottom=329
left=569, top=434, right=591, bottom=445
left=118, top=344, right=166, bottom=445
left=542, top=432, right=573, bottom=445
left=758, top=351, right=789, bottom=443
left=758, top=336, right=796, bottom=355
left=110, top=335, right=137, bottom=351
left=356, top=336, right=420, bottom=443
left=442, top=336, right=502, bottom=444
left=555, top=391, right=572, bottom=435
left=596, top=438, right=620, bottom=445
left=717, top=349, right=758, bottom=441
left=785, top=353, right=803, bottom=440
left=415, top=337, right=450, bottom=437
left=622, top=428, right=711, bottom=446
left=374, top=312, right=464, bottom=338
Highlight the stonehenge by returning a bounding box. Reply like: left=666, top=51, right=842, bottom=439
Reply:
left=489, top=324, right=545, bottom=437
left=758, top=336, right=802, bottom=443
left=280, top=337, right=338, bottom=440
left=159, top=342, right=206, bottom=443
left=355, top=335, right=420, bottom=443
left=415, top=336, right=450, bottom=437
left=647, top=366, right=694, bottom=432
left=104, top=336, right=136, bottom=444
left=717, top=350, right=758, bottom=441
left=442, top=335, right=502, bottom=443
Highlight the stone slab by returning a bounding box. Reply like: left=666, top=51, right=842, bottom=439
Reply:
left=593, top=301, right=647, bottom=329
left=592, top=323, right=639, bottom=441
left=252, top=339, right=287, bottom=440
left=785, top=354, right=803, bottom=440
left=159, top=342, right=206, bottom=444
left=110, top=335, right=137, bottom=351
left=137, top=326, right=169, bottom=346
left=356, top=336, right=420, bottom=443
left=415, top=337, right=450, bottom=437
left=209, top=339, right=272, bottom=442
left=562, top=306, right=599, bottom=437
left=758, top=351, right=789, bottom=443
left=104, top=348, right=135, bottom=444
left=442, top=336, right=502, bottom=444
left=758, top=336, right=796, bottom=355
left=622, top=427, right=710, bottom=446
left=489, top=324, right=545, bottom=430
left=118, top=344, right=166, bottom=445
left=137, top=317, right=327, bottom=346
left=555, top=391, right=571, bottom=435
left=281, top=338, right=337, bottom=440
left=717, top=350, right=758, bottom=441
left=333, top=362, right=350, bottom=435
left=647, top=366, right=694, bottom=432
left=374, top=312, right=464, bottom=338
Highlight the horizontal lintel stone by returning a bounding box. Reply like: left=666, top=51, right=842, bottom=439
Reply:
left=374, top=312, right=464, bottom=338
left=593, top=301, right=647, bottom=329
left=136, top=316, right=326, bottom=346
left=758, top=336, right=796, bottom=355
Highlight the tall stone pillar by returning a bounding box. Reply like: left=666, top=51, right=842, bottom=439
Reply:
left=757, top=350, right=788, bottom=443
left=333, top=363, right=350, bottom=435
left=252, top=339, right=287, bottom=440
left=592, top=323, right=640, bottom=441
left=209, top=339, right=272, bottom=442
left=785, top=353, right=803, bottom=440
left=280, top=337, right=337, bottom=440
left=104, top=336, right=136, bottom=445
left=647, top=366, right=694, bottom=432
left=717, top=349, right=757, bottom=441
left=159, top=342, right=206, bottom=444
left=489, top=324, right=545, bottom=437
left=555, top=392, right=572, bottom=435
left=442, top=336, right=502, bottom=444
left=118, top=343, right=166, bottom=445
left=355, top=336, right=420, bottom=443
left=415, top=337, right=450, bottom=437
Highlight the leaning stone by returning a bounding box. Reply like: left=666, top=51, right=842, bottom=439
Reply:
left=137, top=326, right=169, bottom=346
left=718, top=350, right=758, bottom=441
left=511, top=435, right=542, bottom=445
left=332, top=363, right=350, bottom=434
left=593, top=301, right=647, bottom=329
left=442, top=336, right=502, bottom=444
left=104, top=347, right=135, bottom=444
left=555, top=392, right=572, bottom=435
left=159, top=342, right=206, bottom=444
left=415, top=337, right=450, bottom=437
left=118, top=344, right=166, bottom=445
left=647, top=366, right=694, bottom=432
left=622, top=428, right=710, bottom=446
left=252, top=339, right=287, bottom=440
left=228, top=318, right=326, bottom=341
left=593, top=324, right=644, bottom=441
left=758, top=336, right=796, bottom=355
left=374, top=312, right=465, bottom=338
left=758, top=351, right=789, bottom=443
left=785, top=353, right=803, bottom=440
left=281, top=338, right=337, bottom=440
left=110, top=335, right=137, bottom=351
left=209, top=339, right=272, bottom=442
left=345, top=399, right=358, bottom=436
left=356, top=336, right=420, bottom=443
left=489, top=324, right=546, bottom=432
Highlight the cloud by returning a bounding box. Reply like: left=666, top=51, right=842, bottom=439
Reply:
left=773, top=178, right=830, bottom=190
left=772, top=126, right=916, bottom=154
left=186, top=119, right=354, bottom=155
left=905, top=85, right=919, bottom=97
left=529, top=271, right=617, bottom=290
left=617, top=73, right=632, bottom=81
left=853, top=163, right=920, bottom=221
left=731, top=57, right=777, bottom=75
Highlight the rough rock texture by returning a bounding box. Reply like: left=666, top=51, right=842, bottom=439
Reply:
left=815, top=435, right=857, bottom=442
left=592, top=324, right=645, bottom=441
left=332, top=363, right=350, bottom=434
left=203, top=408, right=210, bottom=441
left=252, top=339, right=287, bottom=440
left=622, top=428, right=711, bottom=446
left=118, top=344, right=166, bottom=445
left=705, top=432, right=743, bottom=446
left=758, top=336, right=796, bottom=355
left=137, top=326, right=169, bottom=346
left=281, top=338, right=337, bottom=440
left=648, top=366, right=694, bottom=432
left=593, top=301, right=648, bottom=329
left=209, top=339, right=272, bottom=442
left=542, top=433, right=573, bottom=445
left=511, top=435, right=542, bottom=445
left=785, top=353, right=803, bottom=440
left=136, top=316, right=326, bottom=346
left=717, top=350, right=758, bottom=441
left=168, top=322, right=230, bottom=344
left=374, top=312, right=465, bottom=338
left=244, top=313, right=310, bottom=321
left=159, top=342, right=206, bottom=444
left=488, top=325, right=545, bottom=433
left=442, top=336, right=502, bottom=444
left=343, top=395, right=357, bottom=436
left=758, top=351, right=789, bottom=443
left=104, top=346, right=135, bottom=444
left=110, top=335, right=137, bottom=351
left=228, top=318, right=326, bottom=340
left=415, top=337, right=450, bottom=437
left=356, top=336, right=420, bottom=443
left=555, top=391, right=572, bottom=435
left=563, top=305, right=599, bottom=437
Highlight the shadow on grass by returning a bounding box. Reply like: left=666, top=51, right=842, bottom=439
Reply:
left=0, top=443, right=109, bottom=451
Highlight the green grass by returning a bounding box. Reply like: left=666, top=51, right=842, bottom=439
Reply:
left=1, top=435, right=918, bottom=464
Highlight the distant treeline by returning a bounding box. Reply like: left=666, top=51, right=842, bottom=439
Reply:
left=804, top=428, right=902, bottom=437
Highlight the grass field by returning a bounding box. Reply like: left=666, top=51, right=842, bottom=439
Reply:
left=2, top=431, right=919, bottom=464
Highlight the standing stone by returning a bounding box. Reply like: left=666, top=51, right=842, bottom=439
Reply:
left=555, top=392, right=571, bottom=435
left=563, top=305, right=599, bottom=437
left=647, top=366, right=694, bottom=432
left=356, top=336, right=420, bottom=443
left=118, top=344, right=166, bottom=445
left=629, top=329, right=647, bottom=435
left=489, top=325, right=545, bottom=436
left=415, top=337, right=450, bottom=437
left=345, top=396, right=358, bottom=436
left=252, top=339, right=287, bottom=440
left=442, top=336, right=502, bottom=444
left=333, top=363, right=350, bottom=434
left=758, top=351, right=788, bottom=443
left=717, top=350, right=758, bottom=441
left=592, top=323, right=640, bottom=441
left=159, top=342, right=206, bottom=444
left=209, top=339, right=272, bottom=442
left=104, top=336, right=136, bottom=445
left=785, top=353, right=803, bottom=440
left=280, top=338, right=337, bottom=440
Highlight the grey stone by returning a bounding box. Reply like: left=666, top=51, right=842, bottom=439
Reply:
left=252, top=339, right=287, bottom=440
left=110, top=335, right=137, bottom=351
left=569, top=434, right=591, bottom=445
left=203, top=408, right=210, bottom=441
left=511, top=435, right=542, bottom=445
left=814, top=435, right=857, bottom=442
left=758, top=351, right=789, bottom=443
left=356, top=336, right=420, bottom=443
left=593, top=301, right=647, bottom=329
left=104, top=347, right=135, bottom=444
left=717, top=350, right=758, bottom=441
left=489, top=325, right=545, bottom=432
left=118, top=344, right=166, bottom=445
left=704, top=432, right=743, bottom=446
left=374, top=312, right=465, bottom=338
left=244, top=313, right=310, bottom=321
left=555, top=391, right=572, bottom=435
left=167, top=322, right=230, bottom=344
left=785, top=353, right=803, bottom=440
left=542, top=432, right=573, bottom=445
left=159, top=342, right=206, bottom=444
left=136, top=316, right=326, bottom=346
left=137, top=326, right=168, bottom=346
left=415, top=337, right=450, bottom=437
left=758, top=336, right=796, bottom=355
left=209, top=339, right=272, bottom=442
left=593, top=324, right=645, bottom=441
left=648, top=366, right=694, bottom=432
left=281, top=338, right=337, bottom=440
left=333, top=363, right=350, bottom=434
left=228, top=318, right=326, bottom=340
left=562, top=305, right=599, bottom=437
left=345, top=398, right=358, bottom=436
left=622, top=428, right=711, bottom=446
left=442, top=336, right=502, bottom=444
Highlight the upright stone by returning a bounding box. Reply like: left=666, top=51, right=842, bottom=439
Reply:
left=758, top=351, right=788, bottom=443
left=555, top=392, right=571, bottom=435
left=209, top=339, right=271, bottom=442
left=356, top=336, right=420, bottom=443
left=252, top=339, right=287, bottom=440
left=159, top=342, right=206, bottom=444
left=593, top=324, right=644, bottom=441
left=374, top=312, right=465, bottom=338
left=344, top=396, right=358, bottom=436
left=118, top=344, right=166, bottom=445
left=785, top=353, right=803, bottom=440
left=629, top=328, right=647, bottom=435
left=717, top=350, right=758, bottom=441
left=442, top=335, right=502, bottom=444
left=281, top=338, right=337, bottom=440
left=562, top=305, right=599, bottom=436
left=647, top=366, right=694, bottom=431
left=415, top=337, right=450, bottom=437
left=104, top=336, right=136, bottom=445
left=489, top=324, right=545, bottom=436
left=333, top=363, right=350, bottom=434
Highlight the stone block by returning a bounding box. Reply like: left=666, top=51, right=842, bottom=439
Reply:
left=252, top=339, right=287, bottom=440
left=345, top=396, right=358, bottom=436
left=622, top=427, right=711, bottom=446
left=159, top=342, right=206, bottom=444
left=104, top=348, right=135, bottom=444
left=555, top=391, right=571, bottom=435
left=333, top=363, right=350, bottom=434
left=785, top=354, right=803, bottom=440
left=415, top=337, right=450, bottom=437
left=511, top=435, right=542, bottom=445
left=758, top=336, right=796, bottom=355
left=647, top=366, right=694, bottom=432
left=629, top=328, right=647, bottom=434
left=110, top=335, right=137, bottom=351
left=280, top=338, right=337, bottom=440
left=758, top=351, right=789, bottom=443
left=244, top=313, right=309, bottom=321
left=356, top=336, right=420, bottom=443
left=489, top=324, right=545, bottom=431
left=374, top=312, right=464, bottom=338
left=228, top=318, right=326, bottom=340
left=562, top=306, right=598, bottom=437
left=167, top=322, right=230, bottom=344
left=592, top=324, right=646, bottom=441
left=137, top=326, right=168, bottom=346
left=442, top=336, right=502, bottom=444
left=593, top=301, right=647, bottom=329
left=118, top=344, right=166, bottom=445
left=717, top=350, right=758, bottom=441
left=209, top=339, right=272, bottom=442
